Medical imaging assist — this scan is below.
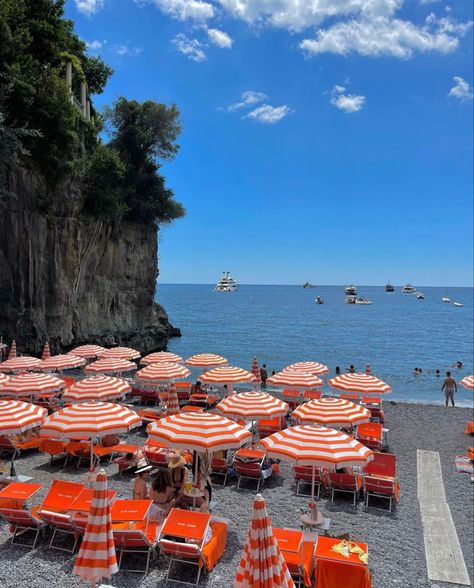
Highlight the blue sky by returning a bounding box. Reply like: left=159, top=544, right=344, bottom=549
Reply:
left=66, top=0, right=473, bottom=286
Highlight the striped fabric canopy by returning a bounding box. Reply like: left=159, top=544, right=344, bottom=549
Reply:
left=70, top=344, right=106, bottom=358
left=0, top=356, right=42, bottom=373
left=8, top=340, right=16, bottom=359
left=73, top=469, right=118, bottom=585
left=285, top=361, right=329, bottom=376
left=165, top=384, right=180, bottom=416
left=98, top=347, right=141, bottom=360
left=0, top=373, right=66, bottom=397
left=292, top=397, right=371, bottom=428
left=0, top=374, right=10, bottom=387
left=460, top=375, right=474, bottom=389
left=141, top=351, right=184, bottom=365
left=41, top=342, right=51, bottom=361
left=0, top=399, right=47, bottom=435
left=328, top=373, right=391, bottom=395
left=41, top=402, right=141, bottom=439
left=251, top=357, right=261, bottom=387
left=235, top=494, right=295, bottom=588
left=85, top=358, right=137, bottom=375
left=216, top=392, right=288, bottom=421
left=260, top=425, right=373, bottom=468
left=135, top=362, right=191, bottom=384
left=37, top=354, right=86, bottom=372
left=267, top=370, right=323, bottom=390
left=62, top=376, right=131, bottom=403
left=185, top=353, right=228, bottom=368
left=147, top=412, right=252, bottom=452
left=200, top=366, right=256, bottom=385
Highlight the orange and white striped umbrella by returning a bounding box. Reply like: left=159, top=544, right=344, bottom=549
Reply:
left=73, top=469, right=118, bottom=585
left=98, top=347, right=140, bottom=360
left=200, top=366, right=256, bottom=385
left=41, top=402, right=141, bottom=439
left=251, top=357, right=261, bottom=389
left=41, top=342, right=51, bottom=361
left=216, top=392, right=288, bottom=421
left=0, top=356, right=42, bottom=373
left=141, top=351, right=184, bottom=365
left=62, top=376, right=131, bottom=403
left=0, top=373, right=66, bottom=398
left=460, top=375, right=474, bottom=390
left=85, top=358, right=137, bottom=376
left=185, top=353, right=228, bottom=368
left=267, top=370, right=324, bottom=390
left=165, top=383, right=180, bottom=416
left=285, top=361, right=329, bottom=376
left=0, top=374, right=10, bottom=387
left=0, top=399, right=47, bottom=436
left=328, top=373, right=391, bottom=395
left=70, top=344, right=106, bottom=359
left=135, top=362, right=191, bottom=385
left=37, top=354, right=86, bottom=372
left=8, top=340, right=16, bottom=359
left=147, top=412, right=251, bottom=452
left=235, top=493, right=295, bottom=588
left=292, top=397, right=371, bottom=428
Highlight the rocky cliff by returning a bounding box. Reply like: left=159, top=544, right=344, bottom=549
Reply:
left=0, top=165, right=180, bottom=355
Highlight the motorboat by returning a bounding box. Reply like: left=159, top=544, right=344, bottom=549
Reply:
left=314, top=296, right=324, bottom=304
left=415, top=292, right=425, bottom=300
left=344, top=285, right=357, bottom=295
left=453, top=302, right=464, bottom=307
left=401, top=283, right=416, bottom=293
left=345, top=295, right=357, bottom=304
left=385, top=281, right=394, bottom=292
left=303, top=282, right=316, bottom=289
left=214, top=272, right=238, bottom=292
left=442, top=297, right=451, bottom=303
left=355, top=297, right=372, bottom=305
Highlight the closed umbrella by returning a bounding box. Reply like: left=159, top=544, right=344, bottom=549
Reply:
left=0, top=372, right=66, bottom=398
left=85, top=358, right=137, bottom=376
left=141, top=351, right=184, bottom=365
left=460, top=375, right=474, bottom=390
left=328, top=373, right=391, bottom=396
left=200, top=366, right=255, bottom=395
left=0, top=356, right=42, bottom=373
left=8, top=340, right=16, bottom=359
left=292, top=397, right=371, bottom=428
left=251, top=357, right=261, bottom=390
left=71, top=345, right=106, bottom=359
left=62, top=376, right=131, bottom=403
left=37, top=354, right=86, bottom=373
left=41, top=342, right=51, bottom=361
left=98, top=347, right=140, bottom=360
left=285, top=361, right=328, bottom=376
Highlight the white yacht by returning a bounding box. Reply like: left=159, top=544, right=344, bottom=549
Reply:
left=355, top=297, right=372, bottom=305
left=214, top=272, right=238, bottom=292
left=415, top=292, right=425, bottom=300
left=402, top=283, right=416, bottom=293
left=453, top=302, right=464, bottom=307
left=344, top=285, right=357, bottom=295
left=442, top=297, right=451, bottom=303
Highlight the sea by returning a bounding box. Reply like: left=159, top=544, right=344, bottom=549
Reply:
left=156, top=285, right=474, bottom=407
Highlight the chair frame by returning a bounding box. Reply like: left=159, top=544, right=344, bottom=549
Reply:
left=113, top=528, right=157, bottom=574
left=364, top=476, right=396, bottom=513
left=0, top=508, right=45, bottom=549
left=328, top=473, right=360, bottom=506
left=210, top=457, right=230, bottom=487
left=235, top=460, right=265, bottom=492
left=39, top=510, right=79, bottom=553
left=294, top=466, right=322, bottom=498
left=159, top=538, right=207, bottom=586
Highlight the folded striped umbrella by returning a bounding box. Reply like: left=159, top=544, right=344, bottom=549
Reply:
left=285, top=361, right=329, bottom=376
left=0, top=399, right=47, bottom=436
left=235, top=493, right=295, bottom=588
left=460, top=375, right=474, bottom=390
left=185, top=353, right=228, bottom=368
left=73, top=469, right=118, bottom=586
left=37, top=354, right=86, bottom=373
left=7, top=340, right=16, bottom=359
left=98, top=347, right=141, bottom=360
left=62, top=376, right=131, bottom=403
left=85, top=358, right=137, bottom=376
left=292, top=397, right=371, bottom=428
left=141, top=351, right=184, bottom=365
left=135, top=362, right=191, bottom=385
left=147, top=412, right=252, bottom=452
left=328, top=373, right=391, bottom=395
left=200, top=366, right=256, bottom=395
left=166, top=383, right=180, bottom=416
left=251, top=357, right=261, bottom=390
left=0, top=373, right=66, bottom=398
left=267, top=370, right=323, bottom=390
left=70, top=344, right=106, bottom=359
left=0, top=356, right=42, bottom=373
left=41, top=342, right=51, bottom=361
left=216, top=391, right=288, bottom=421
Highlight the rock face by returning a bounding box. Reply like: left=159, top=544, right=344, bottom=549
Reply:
left=0, top=165, right=180, bottom=355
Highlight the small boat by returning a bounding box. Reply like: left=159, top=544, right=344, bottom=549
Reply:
left=314, top=296, right=324, bottom=304
left=415, top=292, right=424, bottom=300
left=345, top=295, right=356, bottom=304
left=402, top=283, right=416, bottom=293
left=344, top=285, right=357, bottom=295
left=214, top=272, right=238, bottom=292
left=453, top=302, right=464, bottom=307
left=303, top=282, right=316, bottom=289
left=442, top=297, right=451, bottom=303
left=355, top=297, right=372, bottom=305
left=385, top=281, right=394, bottom=292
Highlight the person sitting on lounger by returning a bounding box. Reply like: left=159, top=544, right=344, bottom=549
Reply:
left=133, top=461, right=152, bottom=499
left=150, top=470, right=175, bottom=523
left=168, top=452, right=188, bottom=498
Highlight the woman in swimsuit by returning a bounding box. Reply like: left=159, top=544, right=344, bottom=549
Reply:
left=168, top=453, right=188, bottom=498
left=149, top=470, right=175, bottom=522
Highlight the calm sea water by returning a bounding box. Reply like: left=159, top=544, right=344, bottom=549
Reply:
left=156, top=285, right=473, bottom=407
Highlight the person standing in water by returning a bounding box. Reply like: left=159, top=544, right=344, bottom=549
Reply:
left=260, top=364, right=268, bottom=388
left=442, top=371, right=457, bottom=407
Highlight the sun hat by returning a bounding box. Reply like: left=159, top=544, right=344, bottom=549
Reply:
left=168, top=453, right=187, bottom=469
left=135, top=459, right=152, bottom=474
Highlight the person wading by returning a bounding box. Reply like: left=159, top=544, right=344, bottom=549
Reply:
left=442, top=371, right=457, bottom=407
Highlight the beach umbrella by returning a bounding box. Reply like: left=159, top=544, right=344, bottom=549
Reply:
left=460, top=375, right=474, bottom=390
left=285, top=361, right=329, bottom=376
left=7, top=340, right=16, bottom=359
left=85, top=358, right=137, bottom=376
left=0, top=399, right=47, bottom=436
left=328, top=373, right=391, bottom=395
left=200, top=366, right=256, bottom=395
left=135, top=362, right=191, bottom=385
left=98, top=347, right=140, bottom=360
left=216, top=391, right=288, bottom=421
left=0, top=372, right=66, bottom=398
left=165, top=383, right=180, bottom=416
left=185, top=353, right=228, bottom=369
left=37, top=354, right=86, bottom=373
left=251, top=357, right=261, bottom=390
left=0, top=356, right=42, bottom=373
left=70, top=345, right=106, bottom=359
left=0, top=374, right=10, bottom=388
left=73, top=469, right=118, bottom=587
left=292, top=397, right=371, bottom=428
left=141, top=351, right=184, bottom=365
left=267, top=370, right=324, bottom=390
left=41, top=342, right=51, bottom=361
left=62, top=376, right=131, bottom=403
left=235, top=493, right=295, bottom=588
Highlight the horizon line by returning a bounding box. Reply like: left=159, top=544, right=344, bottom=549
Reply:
left=157, top=282, right=473, bottom=288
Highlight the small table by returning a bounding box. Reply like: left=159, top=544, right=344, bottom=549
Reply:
left=160, top=508, right=211, bottom=543
left=314, top=536, right=371, bottom=588
left=5, top=474, right=34, bottom=483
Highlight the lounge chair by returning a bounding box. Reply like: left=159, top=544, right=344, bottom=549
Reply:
left=303, top=390, right=322, bottom=401
left=38, top=438, right=68, bottom=465
left=293, top=466, right=325, bottom=498
left=364, top=477, right=398, bottom=512
left=356, top=422, right=384, bottom=452
left=234, top=459, right=265, bottom=492
left=258, top=417, right=285, bottom=439
left=282, top=389, right=301, bottom=409
left=39, top=509, right=79, bottom=552
left=0, top=507, right=46, bottom=549
left=328, top=472, right=362, bottom=506
left=210, top=456, right=230, bottom=486
left=113, top=524, right=158, bottom=574
left=143, top=443, right=168, bottom=468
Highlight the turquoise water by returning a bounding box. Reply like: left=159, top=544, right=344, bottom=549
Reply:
left=156, top=285, right=473, bottom=407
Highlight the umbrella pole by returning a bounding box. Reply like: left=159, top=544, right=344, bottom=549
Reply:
left=193, top=451, right=199, bottom=510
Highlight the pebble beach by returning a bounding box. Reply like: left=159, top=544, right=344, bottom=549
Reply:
left=0, top=401, right=472, bottom=588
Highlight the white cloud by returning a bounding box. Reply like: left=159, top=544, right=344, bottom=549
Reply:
left=172, top=33, right=207, bottom=61
left=207, top=27, right=233, bottom=48
left=75, top=0, right=104, bottom=15
left=150, top=0, right=214, bottom=21
left=299, top=15, right=472, bottom=58
left=114, top=44, right=143, bottom=57
left=330, top=85, right=366, bottom=112
left=448, top=76, right=474, bottom=101
left=85, top=39, right=103, bottom=50
left=245, top=104, right=292, bottom=124
left=227, top=90, right=268, bottom=111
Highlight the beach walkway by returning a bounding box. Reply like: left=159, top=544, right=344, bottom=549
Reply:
left=417, top=449, right=471, bottom=586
